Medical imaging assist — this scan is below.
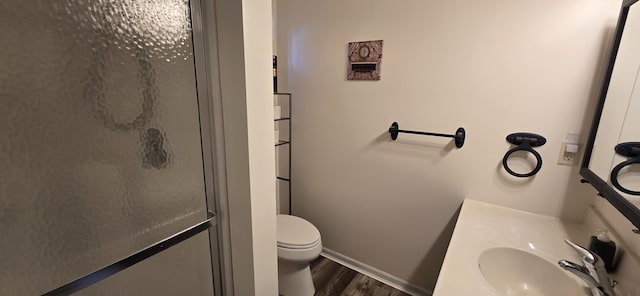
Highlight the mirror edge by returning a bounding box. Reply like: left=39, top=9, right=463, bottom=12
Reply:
left=581, top=0, right=640, bottom=230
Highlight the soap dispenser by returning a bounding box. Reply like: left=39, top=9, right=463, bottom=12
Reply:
left=588, top=230, right=616, bottom=272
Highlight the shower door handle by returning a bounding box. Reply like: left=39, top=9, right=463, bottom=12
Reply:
left=43, top=211, right=216, bottom=296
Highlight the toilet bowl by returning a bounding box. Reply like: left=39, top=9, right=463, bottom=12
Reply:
left=277, top=214, right=322, bottom=296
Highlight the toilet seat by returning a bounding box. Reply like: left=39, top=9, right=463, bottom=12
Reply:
left=277, top=215, right=321, bottom=250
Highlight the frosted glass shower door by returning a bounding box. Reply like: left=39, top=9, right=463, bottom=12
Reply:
left=0, top=0, right=216, bottom=295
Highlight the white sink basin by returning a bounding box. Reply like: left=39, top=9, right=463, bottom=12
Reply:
left=478, top=247, right=586, bottom=296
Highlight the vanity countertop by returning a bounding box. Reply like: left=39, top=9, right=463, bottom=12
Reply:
left=432, top=199, right=590, bottom=296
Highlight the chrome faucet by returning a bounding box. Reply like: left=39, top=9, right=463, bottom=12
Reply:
left=558, top=239, right=616, bottom=296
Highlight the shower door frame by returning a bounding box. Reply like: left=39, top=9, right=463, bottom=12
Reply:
left=191, top=0, right=234, bottom=295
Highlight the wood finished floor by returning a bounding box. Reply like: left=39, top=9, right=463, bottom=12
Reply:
left=310, top=256, right=411, bottom=296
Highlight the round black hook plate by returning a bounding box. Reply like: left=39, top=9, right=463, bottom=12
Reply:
left=389, top=122, right=399, bottom=140
left=505, top=133, right=546, bottom=147
left=455, top=127, right=465, bottom=148
left=615, top=142, right=640, bottom=157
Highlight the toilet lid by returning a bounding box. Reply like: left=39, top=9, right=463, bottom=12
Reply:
left=277, top=215, right=321, bottom=249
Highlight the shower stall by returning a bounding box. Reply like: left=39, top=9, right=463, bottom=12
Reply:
left=0, top=0, right=224, bottom=294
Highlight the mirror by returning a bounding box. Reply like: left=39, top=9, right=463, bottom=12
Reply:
left=582, top=0, right=640, bottom=229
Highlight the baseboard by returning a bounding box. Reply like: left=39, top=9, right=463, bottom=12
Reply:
left=320, top=248, right=433, bottom=296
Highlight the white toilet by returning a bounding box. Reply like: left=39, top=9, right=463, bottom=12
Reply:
left=277, top=214, right=322, bottom=296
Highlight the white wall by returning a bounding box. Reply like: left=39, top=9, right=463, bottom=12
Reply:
left=241, top=0, right=279, bottom=293
left=212, top=0, right=278, bottom=294
left=276, top=0, right=621, bottom=292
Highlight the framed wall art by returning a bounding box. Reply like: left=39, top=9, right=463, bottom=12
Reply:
left=347, top=40, right=383, bottom=80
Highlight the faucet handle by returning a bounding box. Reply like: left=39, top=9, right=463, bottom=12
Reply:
left=558, top=260, right=606, bottom=295
left=558, top=259, right=590, bottom=274
left=564, top=239, right=597, bottom=265
left=563, top=240, right=615, bottom=296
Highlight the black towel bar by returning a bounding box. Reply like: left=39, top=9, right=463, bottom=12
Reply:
left=388, top=122, right=465, bottom=148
